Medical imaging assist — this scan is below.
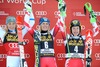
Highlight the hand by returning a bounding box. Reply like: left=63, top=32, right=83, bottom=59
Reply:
left=84, top=2, right=92, bottom=12
left=84, top=2, right=96, bottom=23
left=58, top=1, right=66, bottom=17
left=24, top=0, right=32, bottom=13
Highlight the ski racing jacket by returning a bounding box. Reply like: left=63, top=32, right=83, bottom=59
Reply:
left=0, top=11, right=35, bottom=56
left=26, top=16, right=63, bottom=57
left=59, top=19, right=99, bottom=59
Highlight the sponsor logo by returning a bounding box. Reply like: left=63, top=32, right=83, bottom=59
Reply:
left=16, top=10, right=25, bottom=15
left=0, top=11, right=9, bottom=15
left=72, top=9, right=87, bottom=21
left=95, top=11, right=100, bottom=16
left=0, top=54, right=7, bottom=58
left=73, top=12, right=85, bottom=17
left=25, top=53, right=30, bottom=58
left=9, top=43, right=18, bottom=48
left=56, top=39, right=64, bottom=46
left=35, top=11, right=47, bottom=15
left=35, top=11, right=47, bottom=18
left=8, top=40, right=29, bottom=48
left=94, top=39, right=100, bottom=43
left=57, top=53, right=66, bottom=58
left=0, top=53, right=30, bottom=58
left=94, top=39, right=100, bottom=46
left=24, top=39, right=29, bottom=44
left=0, top=54, right=6, bottom=61
left=95, top=53, right=100, bottom=60
left=56, top=39, right=64, bottom=44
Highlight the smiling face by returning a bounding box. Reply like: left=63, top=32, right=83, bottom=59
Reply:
left=40, top=22, right=50, bottom=31
left=72, top=26, right=80, bottom=36
left=7, top=22, right=16, bottom=31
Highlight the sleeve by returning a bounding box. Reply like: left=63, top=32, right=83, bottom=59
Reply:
left=22, top=26, right=28, bottom=38
left=28, top=29, right=35, bottom=37
left=22, top=11, right=35, bottom=37
left=51, top=16, right=67, bottom=42
left=22, top=1, right=35, bottom=37
left=57, top=0, right=67, bottom=40
left=59, top=16, right=66, bottom=40
left=24, top=11, right=35, bottom=30
left=51, top=17, right=60, bottom=37
left=0, top=27, right=6, bottom=42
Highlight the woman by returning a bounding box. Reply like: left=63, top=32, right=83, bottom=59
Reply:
left=0, top=1, right=35, bottom=66
left=59, top=2, right=99, bottom=67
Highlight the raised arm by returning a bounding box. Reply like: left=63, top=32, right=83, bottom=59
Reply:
left=84, top=2, right=99, bottom=37
left=51, top=17, right=61, bottom=37
left=51, top=0, right=66, bottom=39
left=22, top=0, right=35, bottom=37
left=57, top=0, right=67, bottom=40
left=24, top=0, right=35, bottom=29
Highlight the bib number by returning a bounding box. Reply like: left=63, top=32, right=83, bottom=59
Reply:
left=44, top=41, right=48, bottom=49
left=74, top=46, right=78, bottom=53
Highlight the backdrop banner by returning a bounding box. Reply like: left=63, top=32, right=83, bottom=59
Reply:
left=0, top=0, right=100, bottom=67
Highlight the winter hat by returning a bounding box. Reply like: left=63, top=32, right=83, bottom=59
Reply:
left=70, top=19, right=81, bottom=33
left=39, top=17, right=50, bottom=25
left=70, top=19, right=81, bottom=27
left=6, top=16, right=16, bottom=24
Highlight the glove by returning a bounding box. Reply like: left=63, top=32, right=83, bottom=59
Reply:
left=86, top=57, right=92, bottom=62
left=84, top=2, right=96, bottom=23
left=58, top=0, right=66, bottom=17
left=24, top=0, right=32, bottom=13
